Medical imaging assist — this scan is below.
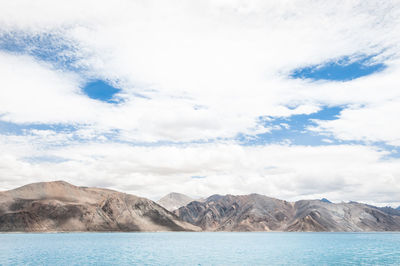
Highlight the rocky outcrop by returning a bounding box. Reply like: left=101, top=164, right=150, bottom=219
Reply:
left=174, top=194, right=400, bottom=232
left=157, top=192, right=195, bottom=211
left=0, top=181, right=200, bottom=232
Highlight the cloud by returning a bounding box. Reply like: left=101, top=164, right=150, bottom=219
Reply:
left=1, top=136, right=399, bottom=205
left=310, top=100, right=400, bottom=146
left=0, top=51, right=100, bottom=124
left=1, top=1, right=400, bottom=205
left=1, top=1, right=400, bottom=142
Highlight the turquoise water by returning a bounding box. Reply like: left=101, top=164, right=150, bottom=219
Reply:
left=1, top=232, right=400, bottom=265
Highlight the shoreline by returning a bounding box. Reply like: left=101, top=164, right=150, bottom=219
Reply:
left=2, top=231, right=400, bottom=234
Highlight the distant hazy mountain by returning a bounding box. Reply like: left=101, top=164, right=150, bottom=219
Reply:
left=157, top=192, right=194, bottom=211
left=0, top=181, right=199, bottom=232
left=174, top=194, right=400, bottom=232
left=320, top=198, right=332, bottom=203
left=376, top=206, right=400, bottom=216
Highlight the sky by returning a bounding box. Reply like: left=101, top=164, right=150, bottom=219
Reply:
left=0, top=1, right=400, bottom=206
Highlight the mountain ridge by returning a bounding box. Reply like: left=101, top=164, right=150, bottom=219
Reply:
left=174, top=194, right=400, bottom=232
left=0, top=181, right=199, bottom=232
left=1, top=181, right=400, bottom=232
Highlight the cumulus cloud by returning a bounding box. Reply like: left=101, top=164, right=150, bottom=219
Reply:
left=310, top=100, right=400, bottom=146
left=1, top=1, right=400, bottom=205
left=1, top=0, right=400, bottom=142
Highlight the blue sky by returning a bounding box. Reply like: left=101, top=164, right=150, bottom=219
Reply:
left=0, top=1, right=400, bottom=205
left=0, top=31, right=80, bottom=71
left=290, top=55, right=386, bottom=81
left=82, top=80, right=121, bottom=103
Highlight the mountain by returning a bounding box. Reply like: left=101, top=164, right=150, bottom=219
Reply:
left=320, top=198, right=332, bottom=203
left=2, top=182, right=400, bottom=232
left=174, top=194, right=400, bottom=232
left=375, top=206, right=400, bottom=216
left=175, top=194, right=294, bottom=231
left=0, top=181, right=199, bottom=232
left=157, top=192, right=194, bottom=211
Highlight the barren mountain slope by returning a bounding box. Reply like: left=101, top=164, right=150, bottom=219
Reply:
left=175, top=194, right=400, bottom=232
left=287, top=200, right=400, bottom=232
left=174, top=194, right=295, bottom=231
left=0, top=181, right=199, bottom=232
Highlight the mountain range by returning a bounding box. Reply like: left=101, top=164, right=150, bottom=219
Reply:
left=1, top=181, right=400, bottom=232
left=174, top=194, right=400, bottom=231
left=0, top=181, right=199, bottom=232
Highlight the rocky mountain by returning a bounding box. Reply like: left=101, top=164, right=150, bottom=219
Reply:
left=175, top=194, right=295, bottom=231
left=174, top=194, right=400, bottom=232
left=0, top=181, right=199, bottom=232
left=2, top=182, right=399, bottom=232
left=157, top=192, right=195, bottom=211
left=375, top=206, right=400, bottom=216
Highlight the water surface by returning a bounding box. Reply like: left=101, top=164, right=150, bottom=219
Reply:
left=1, top=232, right=399, bottom=265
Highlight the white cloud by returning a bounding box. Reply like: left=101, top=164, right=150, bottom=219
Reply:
left=1, top=1, right=400, bottom=143
left=0, top=52, right=107, bottom=124
left=310, top=99, right=400, bottom=146
left=1, top=1, right=400, bottom=204
left=0, top=137, right=399, bottom=206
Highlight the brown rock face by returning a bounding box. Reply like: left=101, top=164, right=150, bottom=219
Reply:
left=0, top=181, right=200, bottom=232
left=174, top=194, right=295, bottom=231
left=174, top=194, right=400, bottom=232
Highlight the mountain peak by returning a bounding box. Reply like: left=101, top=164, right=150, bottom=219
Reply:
left=157, top=192, right=194, bottom=211
left=320, top=198, right=332, bottom=203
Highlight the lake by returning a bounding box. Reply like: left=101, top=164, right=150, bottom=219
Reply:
left=1, top=232, right=400, bottom=265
